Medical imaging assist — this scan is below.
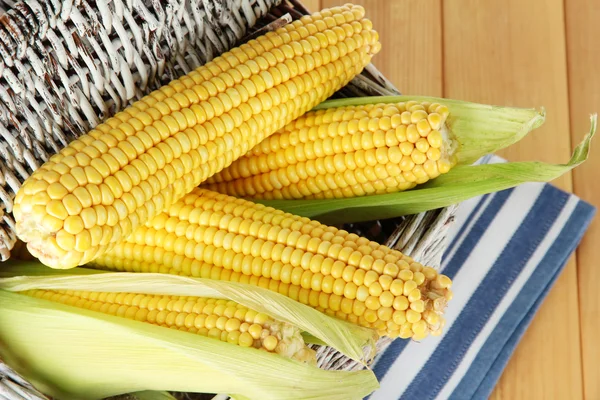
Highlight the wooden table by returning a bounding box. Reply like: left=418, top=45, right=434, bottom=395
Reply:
left=304, top=0, right=600, bottom=398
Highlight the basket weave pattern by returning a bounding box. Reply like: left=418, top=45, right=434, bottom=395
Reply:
left=0, top=0, right=281, bottom=260
left=0, top=1, right=457, bottom=398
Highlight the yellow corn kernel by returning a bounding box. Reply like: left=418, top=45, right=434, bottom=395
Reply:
left=14, top=6, right=380, bottom=269
left=204, top=100, right=455, bottom=200
left=92, top=188, right=453, bottom=340
left=406, top=309, right=421, bottom=324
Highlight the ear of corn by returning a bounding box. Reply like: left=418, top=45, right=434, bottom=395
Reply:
left=310, top=95, right=546, bottom=165
left=21, top=289, right=316, bottom=363
left=13, top=5, right=381, bottom=270
left=0, top=288, right=379, bottom=400
left=0, top=260, right=377, bottom=364
left=203, top=100, right=457, bottom=199
left=202, top=92, right=552, bottom=200
left=253, top=114, right=596, bottom=225
left=91, top=188, right=453, bottom=341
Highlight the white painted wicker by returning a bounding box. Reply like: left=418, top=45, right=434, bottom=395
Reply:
left=0, top=1, right=457, bottom=399
left=0, top=0, right=282, bottom=260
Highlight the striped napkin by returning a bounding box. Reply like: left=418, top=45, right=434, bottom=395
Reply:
left=366, top=155, right=596, bottom=400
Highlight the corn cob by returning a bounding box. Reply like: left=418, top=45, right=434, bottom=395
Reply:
left=13, top=5, right=381, bottom=269
left=203, top=101, right=457, bottom=199
left=92, top=188, right=453, bottom=340
left=21, top=288, right=315, bottom=362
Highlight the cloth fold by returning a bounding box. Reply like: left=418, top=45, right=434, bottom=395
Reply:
left=367, top=155, right=595, bottom=400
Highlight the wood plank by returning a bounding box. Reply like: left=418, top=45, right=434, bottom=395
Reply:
left=564, top=1, right=600, bottom=398
left=322, top=0, right=442, bottom=96
left=299, top=0, right=321, bottom=12
left=443, top=0, right=573, bottom=180
left=442, top=1, right=583, bottom=399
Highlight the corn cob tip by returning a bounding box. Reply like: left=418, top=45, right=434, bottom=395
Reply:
left=264, top=320, right=317, bottom=363
left=400, top=270, right=453, bottom=340
left=14, top=216, right=80, bottom=269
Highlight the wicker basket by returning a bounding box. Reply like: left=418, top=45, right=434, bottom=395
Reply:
left=0, top=1, right=457, bottom=398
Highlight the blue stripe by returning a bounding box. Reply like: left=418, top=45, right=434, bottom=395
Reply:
left=399, top=185, right=569, bottom=400
left=369, top=338, right=410, bottom=384
left=461, top=200, right=595, bottom=400
left=442, top=193, right=491, bottom=262
left=474, top=154, right=494, bottom=166
left=442, top=188, right=514, bottom=279
left=365, top=188, right=511, bottom=395
left=471, top=279, right=556, bottom=399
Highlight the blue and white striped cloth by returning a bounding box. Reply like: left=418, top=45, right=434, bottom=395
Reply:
left=367, top=155, right=596, bottom=400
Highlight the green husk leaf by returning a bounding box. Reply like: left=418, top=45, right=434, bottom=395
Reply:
left=229, top=396, right=252, bottom=400
left=0, top=260, right=377, bottom=364
left=255, top=115, right=595, bottom=224
left=313, top=95, right=546, bottom=164
left=302, top=333, right=328, bottom=346
left=0, top=289, right=378, bottom=400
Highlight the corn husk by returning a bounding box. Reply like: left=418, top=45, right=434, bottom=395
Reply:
left=0, top=261, right=379, bottom=400
left=256, top=97, right=594, bottom=224
left=313, top=95, right=546, bottom=165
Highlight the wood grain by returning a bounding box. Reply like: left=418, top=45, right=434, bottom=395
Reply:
left=565, top=0, right=600, bottom=398
left=322, top=0, right=442, bottom=96
left=443, top=1, right=584, bottom=399
left=298, top=0, right=320, bottom=12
